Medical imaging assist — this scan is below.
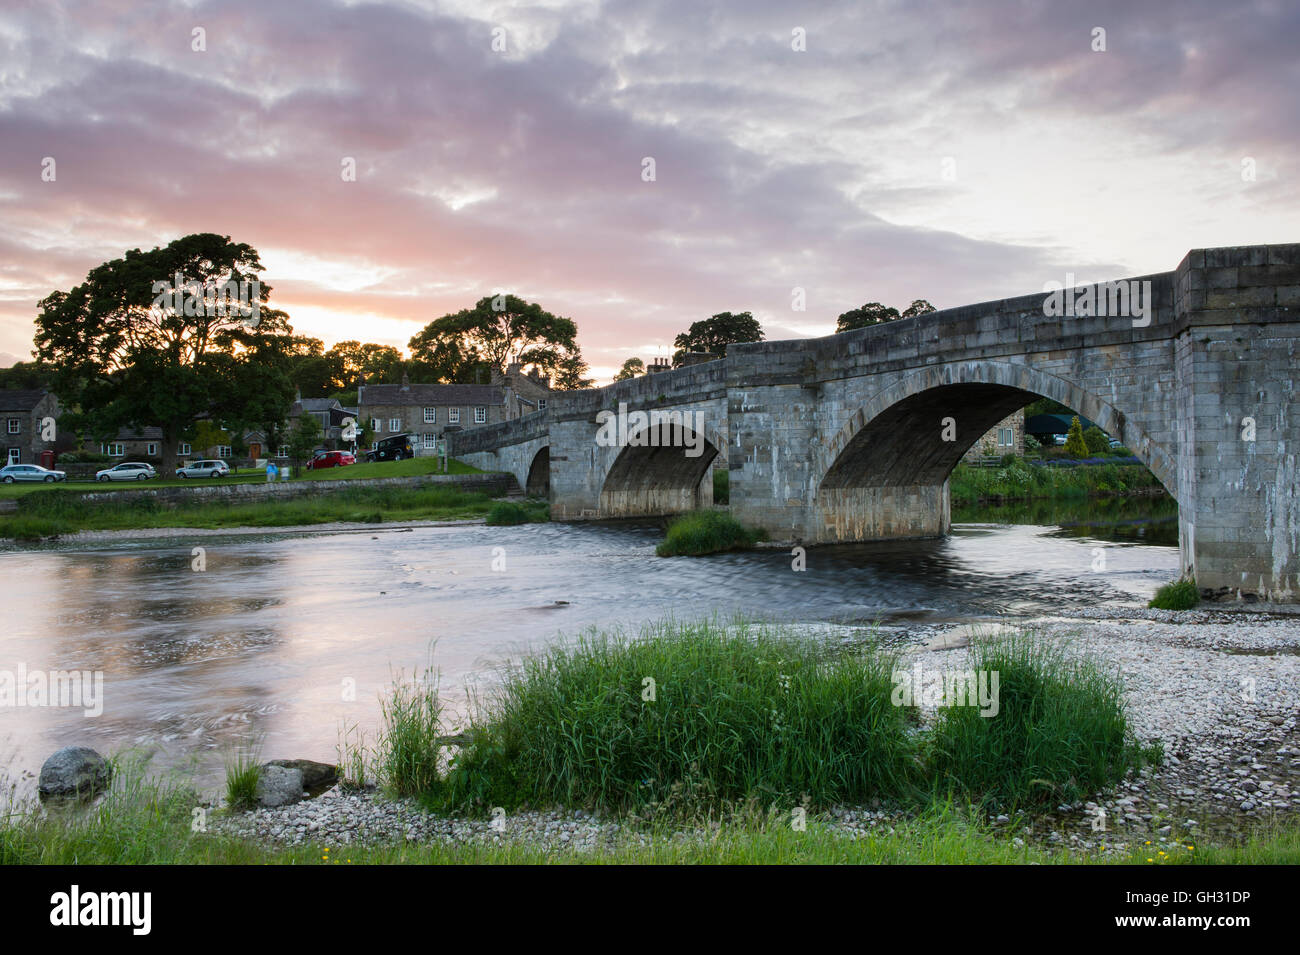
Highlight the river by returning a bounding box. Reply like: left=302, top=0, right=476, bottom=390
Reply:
left=0, top=496, right=1179, bottom=796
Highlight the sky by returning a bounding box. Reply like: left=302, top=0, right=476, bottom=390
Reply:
left=1, top=0, right=1296, bottom=382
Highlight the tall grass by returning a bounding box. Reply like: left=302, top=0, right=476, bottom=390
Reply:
left=377, top=671, right=445, bottom=797
left=441, top=621, right=917, bottom=813
left=656, top=511, right=765, bottom=556
left=1149, top=578, right=1199, bottom=610
left=926, top=634, right=1146, bottom=810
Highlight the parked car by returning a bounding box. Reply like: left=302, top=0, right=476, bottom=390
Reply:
left=0, top=463, right=67, bottom=483
left=95, top=462, right=157, bottom=482
left=176, top=460, right=231, bottom=479
left=365, top=434, right=415, bottom=462
left=305, top=450, right=356, bottom=470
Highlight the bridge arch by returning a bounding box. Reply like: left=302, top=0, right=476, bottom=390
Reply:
left=525, top=446, right=549, bottom=497
left=599, top=419, right=721, bottom=517
left=820, top=360, right=1178, bottom=502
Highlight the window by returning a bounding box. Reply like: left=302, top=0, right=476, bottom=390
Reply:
left=6, top=419, right=18, bottom=434
left=423, top=433, right=436, bottom=449
left=474, top=407, right=486, bottom=424
left=179, top=443, right=192, bottom=455
left=389, top=418, right=401, bottom=433
left=448, top=408, right=460, bottom=424
left=218, top=446, right=232, bottom=459
left=147, top=443, right=158, bottom=456
left=277, top=445, right=289, bottom=458
left=102, top=443, right=124, bottom=457
left=370, top=418, right=380, bottom=432
left=423, top=407, right=436, bottom=423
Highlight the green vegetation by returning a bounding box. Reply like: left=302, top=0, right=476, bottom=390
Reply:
left=0, top=484, right=496, bottom=538
left=1149, top=578, right=1200, bottom=611
left=223, top=742, right=262, bottom=811
left=655, top=510, right=765, bottom=556
left=927, top=635, right=1153, bottom=810
left=948, top=459, right=1163, bottom=506
left=439, top=622, right=917, bottom=813
left=1064, top=415, right=1089, bottom=457
left=376, top=672, right=445, bottom=798
left=712, top=468, right=729, bottom=504
left=485, top=499, right=550, bottom=525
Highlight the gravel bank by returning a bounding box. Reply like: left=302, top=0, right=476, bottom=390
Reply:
left=216, top=610, right=1300, bottom=856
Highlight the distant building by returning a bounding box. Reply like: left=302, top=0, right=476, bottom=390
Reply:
left=961, top=410, right=1025, bottom=462
left=1, top=389, right=60, bottom=465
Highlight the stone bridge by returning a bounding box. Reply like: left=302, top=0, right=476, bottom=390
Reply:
left=452, top=244, right=1300, bottom=601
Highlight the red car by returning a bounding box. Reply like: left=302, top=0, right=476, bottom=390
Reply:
left=305, top=450, right=356, bottom=470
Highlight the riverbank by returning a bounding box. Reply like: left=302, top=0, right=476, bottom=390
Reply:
left=5, top=610, right=1296, bottom=864
left=948, top=459, right=1166, bottom=507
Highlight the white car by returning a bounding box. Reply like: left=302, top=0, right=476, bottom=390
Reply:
left=176, top=460, right=230, bottom=478
left=95, top=462, right=158, bottom=482
left=0, top=463, right=67, bottom=483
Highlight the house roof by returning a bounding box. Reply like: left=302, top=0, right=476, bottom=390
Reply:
left=360, top=383, right=503, bottom=406
left=0, top=389, right=50, bottom=412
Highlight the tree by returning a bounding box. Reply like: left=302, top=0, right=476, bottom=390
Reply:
left=33, top=233, right=290, bottom=475
left=1083, top=425, right=1110, bottom=455
left=1064, top=415, right=1089, bottom=458
left=409, top=294, right=579, bottom=380
left=614, top=357, right=645, bottom=381
left=672, top=312, right=763, bottom=365
left=287, top=412, right=322, bottom=469
left=553, top=350, right=595, bottom=390
left=836, top=299, right=936, bottom=332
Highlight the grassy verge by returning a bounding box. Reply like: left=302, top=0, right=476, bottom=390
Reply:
left=4, top=758, right=1297, bottom=865
left=949, top=459, right=1165, bottom=507
left=0, top=484, right=495, bottom=538
left=656, top=511, right=765, bottom=556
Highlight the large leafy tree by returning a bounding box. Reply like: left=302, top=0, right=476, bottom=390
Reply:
left=33, top=233, right=292, bottom=473
left=613, top=357, right=645, bottom=381
left=672, top=311, right=763, bottom=365
left=836, top=298, right=935, bottom=332
left=410, top=294, right=580, bottom=380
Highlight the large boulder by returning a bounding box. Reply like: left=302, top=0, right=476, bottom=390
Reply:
left=264, top=759, right=338, bottom=793
left=255, top=764, right=305, bottom=808
left=38, top=746, right=112, bottom=800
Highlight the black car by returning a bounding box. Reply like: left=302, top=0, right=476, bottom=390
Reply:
left=366, top=434, right=415, bottom=462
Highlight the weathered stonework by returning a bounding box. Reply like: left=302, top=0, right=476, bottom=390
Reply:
left=451, top=244, right=1300, bottom=602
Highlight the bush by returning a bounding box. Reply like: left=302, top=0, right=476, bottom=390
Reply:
left=712, top=468, right=729, bottom=504
left=656, top=511, right=765, bottom=557
left=440, top=621, right=917, bottom=813
left=926, top=634, right=1141, bottom=809
left=485, top=500, right=549, bottom=525
left=1148, top=578, right=1199, bottom=610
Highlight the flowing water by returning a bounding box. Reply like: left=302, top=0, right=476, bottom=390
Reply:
left=0, top=496, right=1179, bottom=795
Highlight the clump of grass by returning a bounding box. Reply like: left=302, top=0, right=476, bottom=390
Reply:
left=377, top=670, right=444, bottom=797
left=1148, top=578, right=1199, bottom=610
left=925, top=634, right=1142, bottom=810
left=223, top=739, right=263, bottom=811
left=655, top=511, right=765, bottom=557
left=441, top=620, right=917, bottom=814
left=485, top=500, right=549, bottom=525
